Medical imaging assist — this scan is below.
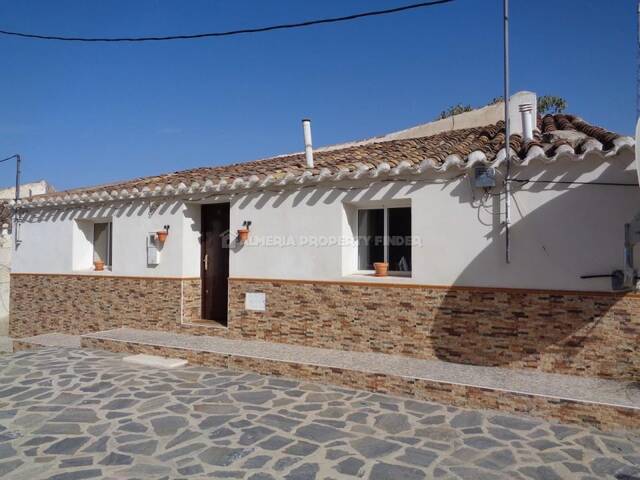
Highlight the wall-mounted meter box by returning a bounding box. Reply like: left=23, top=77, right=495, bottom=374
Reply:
left=245, top=292, right=266, bottom=311
left=474, top=165, right=496, bottom=188
left=147, top=233, right=160, bottom=266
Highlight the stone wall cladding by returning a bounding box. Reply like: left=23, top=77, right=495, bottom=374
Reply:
left=11, top=274, right=640, bottom=382
left=181, top=278, right=202, bottom=324
left=81, top=336, right=639, bottom=432
left=228, top=279, right=640, bottom=381
left=9, top=274, right=183, bottom=338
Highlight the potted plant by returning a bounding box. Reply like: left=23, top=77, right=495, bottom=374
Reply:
left=156, top=230, right=168, bottom=244
left=237, top=220, right=251, bottom=242
left=373, top=262, right=388, bottom=277
left=237, top=228, right=249, bottom=242
left=94, top=260, right=105, bottom=271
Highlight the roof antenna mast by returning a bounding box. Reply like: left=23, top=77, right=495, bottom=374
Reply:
left=503, top=0, right=511, bottom=264
left=637, top=0, right=640, bottom=121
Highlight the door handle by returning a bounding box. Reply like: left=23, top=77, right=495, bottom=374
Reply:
left=204, top=254, right=208, bottom=271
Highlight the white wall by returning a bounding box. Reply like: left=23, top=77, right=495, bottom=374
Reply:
left=14, top=199, right=194, bottom=277
left=72, top=220, right=94, bottom=271
left=182, top=202, right=202, bottom=278
left=12, top=151, right=640, bottom=292
left=229, top=151, right=640, bottom=291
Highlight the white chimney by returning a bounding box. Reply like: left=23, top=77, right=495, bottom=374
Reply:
left=302, top=119, right=313, bottom=169
left=519, top=103, right=534, bottom=142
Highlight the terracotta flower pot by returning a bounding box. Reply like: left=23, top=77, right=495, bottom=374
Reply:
left=156, top=230, right=168, bottom=243
left=373, top=262, right=389, bottom=277
left=237, top=228, right=249, bottom=242
left=94, top=260, right=105, bottom=272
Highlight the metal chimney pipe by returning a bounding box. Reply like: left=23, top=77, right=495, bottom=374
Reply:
left=519, top=103, right=534, bottom=142
left=302, top=119, right=313, bottom=169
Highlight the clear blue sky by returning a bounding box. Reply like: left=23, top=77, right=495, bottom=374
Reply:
left=0, top=0, right=636, bottom=191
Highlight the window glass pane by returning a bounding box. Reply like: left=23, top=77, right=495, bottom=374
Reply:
left=388, top=207, right=411, bottom=271
left=93, top=222, right=111, bottom=266
left=358, top=209, right=384, bottom=270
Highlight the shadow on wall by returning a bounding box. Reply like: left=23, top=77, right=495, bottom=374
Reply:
left=430, top=158, right=640, bottom=370
left=236, top=178, right=425, bottom=213
left=22, top=199, right=184, bottom=224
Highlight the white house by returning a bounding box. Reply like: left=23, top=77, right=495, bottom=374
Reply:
left=8, top=92, right=640, bottom=409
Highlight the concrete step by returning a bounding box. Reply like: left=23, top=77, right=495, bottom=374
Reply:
left=122, top=353, right=188, bottom=369
left=14, top=333, right=81, bottom=350
left=81, top=327, right=640, bottom=432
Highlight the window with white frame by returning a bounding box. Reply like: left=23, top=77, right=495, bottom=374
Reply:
left=357, top=207, right=411, bottom=274
left=93, top=221, right=113, bottom=268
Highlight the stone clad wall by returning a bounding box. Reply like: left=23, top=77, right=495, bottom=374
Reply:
left=181, top=278, right=202, bottom=324
left=9, top=273, right=640, bottom=382
left=227, top=279, right=640, bottom=381
left=9, top=274, right=184, bottom=338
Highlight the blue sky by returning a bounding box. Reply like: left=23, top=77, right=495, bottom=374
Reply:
left=0, top=0, right=635, bottom=191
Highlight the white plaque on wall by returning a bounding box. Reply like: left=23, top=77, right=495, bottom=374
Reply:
left=245, top=292, right=266, bottom=311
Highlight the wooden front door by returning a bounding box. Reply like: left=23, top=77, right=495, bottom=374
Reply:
left=201, top=203, right=230, bottom=324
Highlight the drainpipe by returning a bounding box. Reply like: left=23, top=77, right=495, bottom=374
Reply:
left=302, top=119, right=314, bottom=169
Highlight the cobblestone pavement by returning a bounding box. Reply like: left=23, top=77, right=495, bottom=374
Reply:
left=0, top=348, right=638, bottom=479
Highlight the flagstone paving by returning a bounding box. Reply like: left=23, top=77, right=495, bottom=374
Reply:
left=0, top=347, right=637, bottom=479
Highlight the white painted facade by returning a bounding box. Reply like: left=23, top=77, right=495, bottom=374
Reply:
left=229, top=152, right=639, bottom=291
left=12, top=149, right=640, bottom=292
left=15, top=200, right=196, bottom=278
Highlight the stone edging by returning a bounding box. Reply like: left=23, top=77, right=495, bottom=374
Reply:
left=81, top=336, right=639, bottom=433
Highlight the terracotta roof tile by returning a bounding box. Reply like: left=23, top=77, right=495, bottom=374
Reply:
left=22, top=113, right=634, bottom=207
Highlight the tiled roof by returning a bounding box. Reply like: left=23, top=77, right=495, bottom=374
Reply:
left=18, top=114, right=634, bottom=208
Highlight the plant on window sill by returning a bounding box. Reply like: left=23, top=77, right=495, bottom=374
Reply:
left=373, top=262, right=389, bottom=277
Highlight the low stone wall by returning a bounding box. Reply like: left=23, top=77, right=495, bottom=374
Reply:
left=81, top=335, right=639, bottom=432
left=10, top=274, right=640, bottom=382
left=12, top=340, right=35, bottom=352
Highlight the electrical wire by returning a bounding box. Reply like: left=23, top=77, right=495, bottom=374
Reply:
left=0, top=0, right=455, bottom=43
left=0, top=155, right=18, bottom=164
left=511, top=178, right=638, bottom=187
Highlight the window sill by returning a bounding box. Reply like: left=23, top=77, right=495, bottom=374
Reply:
left=343, top=273, right=414, bottom=283
left=72, top=269, right=113, bottom=275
